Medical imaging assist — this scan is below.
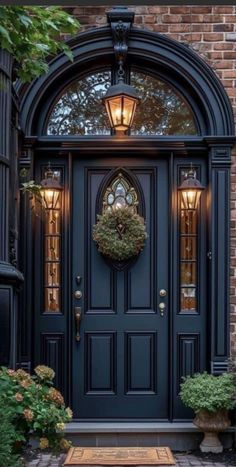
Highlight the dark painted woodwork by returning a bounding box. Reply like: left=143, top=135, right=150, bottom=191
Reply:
left=0, top=49, right=24, bottom=368
left=72, top=157, right=169, bottom=419
left=18, top=25, right=235, bottom=420
left=40, top=333, right=65, bottom=390
left=18, top=27, right=234, bottom=137
left=210, top=145, right=231, bottom=374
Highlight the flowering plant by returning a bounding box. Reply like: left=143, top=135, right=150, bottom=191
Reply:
left=0, top=365, right=73, bottom=452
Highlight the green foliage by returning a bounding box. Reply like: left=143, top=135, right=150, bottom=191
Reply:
left=93, top=206, right=148, bottom=261
left=180, top=372, right=236, bottom=414
left=0, top=366, right=73, bottom=452
left=0, top=6, right=80, bottom=82
left=0, top=401, right=23, bottom=467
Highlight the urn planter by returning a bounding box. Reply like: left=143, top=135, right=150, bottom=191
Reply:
left=193, top=409, right=231, bottom=453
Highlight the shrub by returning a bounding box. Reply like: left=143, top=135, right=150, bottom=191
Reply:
left=0, top=366, right=73, bottom=452
left=0, top=401, right=23, bottom=467
left=180, top=372, right=236, bottom=413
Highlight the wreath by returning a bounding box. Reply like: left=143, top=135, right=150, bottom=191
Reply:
left=93, top=206, right=148, bottom=261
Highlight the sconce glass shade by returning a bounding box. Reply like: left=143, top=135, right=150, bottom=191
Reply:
left=40, top=169, right=62, bottom=210
left=178, top=169, right=204, bottom=210
left=102, top=82, right=140, bottom=131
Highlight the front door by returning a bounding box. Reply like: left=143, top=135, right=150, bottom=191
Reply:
left=72, top=156, right=169, bottom=419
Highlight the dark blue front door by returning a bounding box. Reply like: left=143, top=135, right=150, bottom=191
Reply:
left=72, top=157, right=169, bottom=419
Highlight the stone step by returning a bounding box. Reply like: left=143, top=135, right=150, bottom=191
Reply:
left=65, top=423, right=235, bottom=451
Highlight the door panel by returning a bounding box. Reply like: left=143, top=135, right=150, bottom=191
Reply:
left=72, top=158, right=169, bottom=419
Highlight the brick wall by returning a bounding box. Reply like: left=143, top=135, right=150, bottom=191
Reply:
left=66, top=5, right=236, bottom=361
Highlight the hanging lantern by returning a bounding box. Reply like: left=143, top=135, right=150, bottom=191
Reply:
left=178, top=168, right=205, bottom=210
left=103, top=81, right=140, bottom=131
left=40, top=166, right=62, bottom=210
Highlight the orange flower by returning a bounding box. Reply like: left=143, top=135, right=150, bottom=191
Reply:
left=23, top=409, right=34, bottom=421
left=48, top=387, right=64, bottom=406
left=19, top=379, right=31, bottom=389
left=14, top=392, right=23, bottom=402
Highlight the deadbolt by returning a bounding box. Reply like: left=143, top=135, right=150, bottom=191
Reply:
left=159, top=289, right=167, bottom=297
left=76, top=276, right=81, bottom=285
left=74, top=290, right=82, bottom=299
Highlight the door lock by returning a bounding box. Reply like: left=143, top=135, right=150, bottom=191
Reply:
left=159, top=302, right=166, bottom=317
left=159, top=289, right=167, bottom=297
left=74, top=290, right=82, bottom=299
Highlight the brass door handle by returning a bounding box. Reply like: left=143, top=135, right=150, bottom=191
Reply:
left=159, top=302, right=166, bottom=317
left=75, top=307, right=82, bottom=341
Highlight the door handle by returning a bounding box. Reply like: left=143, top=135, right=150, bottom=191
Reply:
left=159, top=302, right=166, bottom=317
left=75, top=307, right=82, bottom=341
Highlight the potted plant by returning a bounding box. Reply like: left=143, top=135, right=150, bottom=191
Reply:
left=180, top=372, right=236, bottom=453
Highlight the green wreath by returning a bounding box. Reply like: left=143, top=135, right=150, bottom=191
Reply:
left=93, top=206, right=148, bottom=261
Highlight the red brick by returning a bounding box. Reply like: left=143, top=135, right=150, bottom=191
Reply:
left=213, top=24, right=234, bottom=32
left=192, top=24, right=212, bottom=32
left=224, top=52, right=236, bottom=59
left=203, top=14, right=224, bottom=22
left=203, top=33, right=224, bottom=42
left=148, top=7, right=168, bottom=14
left=192, top=7, right=213, bottom=14
left=181, top=14, right=204, bottom=23
left=152, top=25, right=169, bottom=33
left=213, top=6, right=234, bottom=13
left=169, top=24, right=191, bottom=33
left=162, top=14, right=182, bottom=23
left=214, top=60, right=234, bottom=69
left=223, top=70, right=236, bottom=78
left=169, top=7, right=191, bottom=14
left=143, top=15, right=156, bottom=24
left=207, top=51, right=223, bottom=59
left=225, top=15, right=236, bottom=22
left=227, top=89, right=236, bottom=97
left=214, top=43, right=234, bottom=50
left=183, top=33, right=203, bottom=42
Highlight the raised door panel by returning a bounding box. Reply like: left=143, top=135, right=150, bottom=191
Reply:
left=125, top=332, right=157, bottom=394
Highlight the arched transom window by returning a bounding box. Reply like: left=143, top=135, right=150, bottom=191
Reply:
left=46, top=69, right=198, bottom=136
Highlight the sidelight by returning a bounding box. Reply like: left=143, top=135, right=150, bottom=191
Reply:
left=42, top=168, right=62, bottom=313
left=178, top=168, right=204, bottom=313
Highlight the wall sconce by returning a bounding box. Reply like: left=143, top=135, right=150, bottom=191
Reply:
left=103, top=7, right=140, bottom=132
left=40, top=165, right=62, bottom=210
left=178, top=168, right=205, bottom=210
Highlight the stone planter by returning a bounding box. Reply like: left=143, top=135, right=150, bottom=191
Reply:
left=193, top=409, right=231, bottom=453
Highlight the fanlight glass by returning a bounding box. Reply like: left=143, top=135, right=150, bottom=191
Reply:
left=130, top=71, right=197, bottom=135
left=47, top=71, right=111, bottom=135
left=46, top=70, right=197, bottom=136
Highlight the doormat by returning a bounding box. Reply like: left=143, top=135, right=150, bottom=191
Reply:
left=64, top=447, right=175, bottom=465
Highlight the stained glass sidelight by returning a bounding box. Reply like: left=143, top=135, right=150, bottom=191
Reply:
left=103, top=173, right=138, bottom=213
left=43, top=169, right=62, bottom=313
left=47, top=71, right=111, bottom=135
left=179, top=171, right=199, bottom=313
left=130, top=71, right=197, bottom=135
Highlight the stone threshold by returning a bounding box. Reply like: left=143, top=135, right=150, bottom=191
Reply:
left=66, top=422, right=235, bottom=434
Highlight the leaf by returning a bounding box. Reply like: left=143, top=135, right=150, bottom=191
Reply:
left=0, top=25, right=12, bottom=44
left=19, top=14, right=32, bottom=28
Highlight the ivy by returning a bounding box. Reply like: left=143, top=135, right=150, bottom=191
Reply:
left=0, top=6, right=80, bottom=82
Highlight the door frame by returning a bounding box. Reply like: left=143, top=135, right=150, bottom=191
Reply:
left=19, top=135, right=233, bottom=420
